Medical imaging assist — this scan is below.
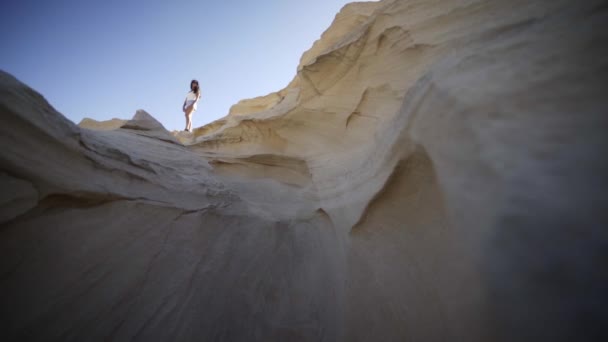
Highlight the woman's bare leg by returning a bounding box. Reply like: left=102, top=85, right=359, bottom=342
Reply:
left=185, top=107, right=193, bottom=131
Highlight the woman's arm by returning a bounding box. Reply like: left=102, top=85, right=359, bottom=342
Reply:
left=193, top=91, right=202, bottom=106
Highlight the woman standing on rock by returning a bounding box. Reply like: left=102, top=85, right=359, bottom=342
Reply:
left=182, top=79, right=201, bottom=132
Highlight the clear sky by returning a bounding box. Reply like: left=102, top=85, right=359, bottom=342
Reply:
left=0, top=0, right=369, bottom=131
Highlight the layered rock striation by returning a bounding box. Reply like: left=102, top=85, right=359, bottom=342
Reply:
left=1, top=0, right=607, bottom=341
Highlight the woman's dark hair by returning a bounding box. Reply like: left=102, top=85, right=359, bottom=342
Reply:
left=190, top=79, right=199, bottom=94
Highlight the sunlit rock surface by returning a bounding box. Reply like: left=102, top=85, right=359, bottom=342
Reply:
left=1, top=0, right=607, bottom=341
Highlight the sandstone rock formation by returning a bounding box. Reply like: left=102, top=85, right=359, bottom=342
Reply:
left=1, top=0, right=607, bottom=341
left=78, top=117, right=127, bottom=131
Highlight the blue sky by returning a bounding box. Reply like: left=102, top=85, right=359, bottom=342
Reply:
left=0, top=0, right=368, bottom=131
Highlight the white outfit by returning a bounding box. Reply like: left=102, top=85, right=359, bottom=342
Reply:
left=185, top=91, right=201, bottom=111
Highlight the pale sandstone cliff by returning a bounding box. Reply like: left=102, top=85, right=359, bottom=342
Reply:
left=1, top=0, right=607, bottom=341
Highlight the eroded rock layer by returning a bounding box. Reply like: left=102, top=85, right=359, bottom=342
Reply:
left=1, top=0, right=607, bottom=341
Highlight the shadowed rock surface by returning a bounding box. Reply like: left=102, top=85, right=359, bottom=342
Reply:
left=1, top=0, right=607, bottom=341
